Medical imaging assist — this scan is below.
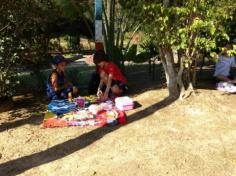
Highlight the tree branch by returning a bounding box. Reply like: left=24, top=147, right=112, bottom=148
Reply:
left=0, top=24, right=9, bottom=33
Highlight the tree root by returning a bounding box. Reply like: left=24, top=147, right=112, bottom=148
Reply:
left=178, top=84, right=196, bottom=100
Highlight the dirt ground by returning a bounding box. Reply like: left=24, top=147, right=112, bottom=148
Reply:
left=1, top=83, right=236, bottom=175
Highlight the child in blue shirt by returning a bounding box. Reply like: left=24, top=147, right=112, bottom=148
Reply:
left=46, top=54, right=78, bottom=100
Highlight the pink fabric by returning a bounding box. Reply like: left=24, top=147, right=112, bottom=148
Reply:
left=117, top=105, right=134, bottom=111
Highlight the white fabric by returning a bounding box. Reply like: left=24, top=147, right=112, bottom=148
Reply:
left=216, top=81, right=236, bottom=93
left=115, top=96, right=134, bottom=111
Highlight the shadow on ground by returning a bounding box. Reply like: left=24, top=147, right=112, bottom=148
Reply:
left=0, top=97, right=175, bottom=176
left=0, top=95, right=48, bottom=132
left=0, top=113, right=44, bottom=133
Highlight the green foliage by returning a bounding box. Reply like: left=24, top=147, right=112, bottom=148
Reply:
left=54, top=0, right=93, bottom=20
left=1, top=0, right=236, bottom=99
left=133, top=40, right=159, bottom=63
left=0, top=0, right=59, bottom=97
left=140, top=0, right=236, bottom=98
left=0, top=0, right=92, bottom=98
left=143, top=0, right=236, bottom=65
left=103, top=0, right=143, bottom=64
left=115, top=40, right=159, bottom=63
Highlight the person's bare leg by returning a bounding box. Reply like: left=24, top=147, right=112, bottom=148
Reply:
left=216, top=75, right=231, bottom=82
left=216, top=75, right=236, bottom=84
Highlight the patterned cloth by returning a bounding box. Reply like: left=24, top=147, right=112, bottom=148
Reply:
left=48, top=100, right=77, bottom=115
left=43, top=96, right=128, bottom=128
left=43, top=108, right=126, bottom=128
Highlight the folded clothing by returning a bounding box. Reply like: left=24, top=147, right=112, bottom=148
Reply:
left=48, top=100, right=77, bottom=115
left=61, top=110, right=95, bottom=121
left=216, top=81, right=236, bottom=93
left=88, top=101, right=114, bottom=115
left=115, top=96, right=134, bottom=111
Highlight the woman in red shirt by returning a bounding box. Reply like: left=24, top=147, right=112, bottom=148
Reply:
left=93, top=50, right=128, bottom=101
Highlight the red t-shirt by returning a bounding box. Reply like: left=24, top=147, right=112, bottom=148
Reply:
left=98, top=62, right=127, bottom=83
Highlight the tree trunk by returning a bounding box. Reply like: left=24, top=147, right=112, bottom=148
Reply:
left=106, top=0, right=115, bottom=61
left=177, top=56, right=186, bottom=100
left=83, top=17, right=94, bottom=40
left=159, top=47, right=179, bottom=99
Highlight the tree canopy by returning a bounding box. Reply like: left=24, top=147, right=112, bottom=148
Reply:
left=141, top=0, right=236, bottom=99
left=0, top=0, right=236, bottom=99
left=0, top=0, right=93, bottom=98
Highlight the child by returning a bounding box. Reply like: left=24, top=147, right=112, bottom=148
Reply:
left=214, top=44, right=236, bottom=83
left=93, top=50, right=128, bottom=101
left=46, top=54, right=78, bottom=100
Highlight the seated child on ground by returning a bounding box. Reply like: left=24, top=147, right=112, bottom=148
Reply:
left=214, top=44, right=236, bottom=83
left=93, top=50, right=128, bottom=101
left=46, top=54, right=78, bottom=100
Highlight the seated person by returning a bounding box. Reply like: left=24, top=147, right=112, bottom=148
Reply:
left=214, top=44, right=236, bottom=83
left=46, top=54, right=78, bottom=100
left=93, top=50, right=128, bottom=101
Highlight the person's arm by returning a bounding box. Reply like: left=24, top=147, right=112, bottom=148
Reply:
left=51, top=73, right=64, bottom=92
left=102, top=74, right=113, bottom=100
left=97, top=80, right=104, bottom=97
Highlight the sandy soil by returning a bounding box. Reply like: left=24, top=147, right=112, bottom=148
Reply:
left=1, top=87, right=236, bottom=176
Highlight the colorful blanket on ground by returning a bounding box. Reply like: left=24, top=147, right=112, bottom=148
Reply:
left=48, top=100, right=77, bottom=115
left=43, top=109, right=126, bottom=128
left=43, top=97, right=127, bottom=128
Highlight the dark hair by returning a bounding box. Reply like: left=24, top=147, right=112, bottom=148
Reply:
left=225, top=44, right=233, bottom=50
left=53, top=54, right=67, bottom=65
left=93, top=50, right=108, bottom=65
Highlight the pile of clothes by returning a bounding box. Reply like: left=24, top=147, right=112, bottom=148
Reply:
left=42, top=96, right=133, bottom=128
left=216, top=81, right=236, bottom=93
